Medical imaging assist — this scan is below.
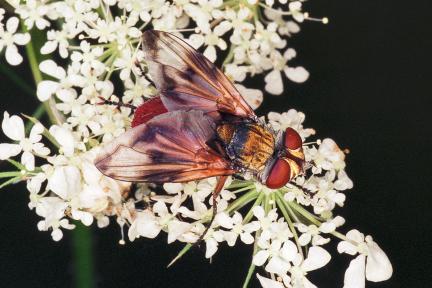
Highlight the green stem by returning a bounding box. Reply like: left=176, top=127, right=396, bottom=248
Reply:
left=242, top=262, right=256, bottom=288
left=289, top=201, right=321, bottom=226
left=23, top=26, right=93, bottom=288
left=0, top=171, right=21, bottom=178
left=227, top=180, right=253, bottom=189
left=24, top=104, right=45, bottom=133
left=275, top=192, right=303, bottom=258
left=242, top=192, right=264, bottom=224
left=243, top=228, right=261, bottom=288
left=72, top=223, right=95, bottom=288
left=24, top=26, right=62, bottom=125
left=167, top=243, right=193, bottom=268
left=226, top=188, right=258, bottom=214
left=222, top=44, right=235, bottom=68
left=286, top=197, right=351, bottom=242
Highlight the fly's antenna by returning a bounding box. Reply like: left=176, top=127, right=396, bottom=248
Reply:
left=97, top=96, right=137, bottom=111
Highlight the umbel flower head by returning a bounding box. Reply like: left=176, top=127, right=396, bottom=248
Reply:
left=0, top=0, right=391, bottom=287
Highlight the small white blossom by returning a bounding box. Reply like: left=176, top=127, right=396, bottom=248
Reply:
left=0, top=16, right=30, bottom=65
left=338, top=230, right=393, bottom=287
left=0, top=112, right=49, bottom=170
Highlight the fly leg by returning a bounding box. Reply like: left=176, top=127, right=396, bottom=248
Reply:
left=196, top=175, right=229, bottom=244
left=97, top=97, right=137, bottom=111
left=134, top=60, right=155, bottom=87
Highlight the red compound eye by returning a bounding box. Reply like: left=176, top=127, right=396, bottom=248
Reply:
left=266, top=159, right=291, bottom=189
left=284, top=127, right=302, bottom=150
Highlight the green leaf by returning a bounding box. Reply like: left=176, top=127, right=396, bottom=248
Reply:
left=167, top=243, right=193, bottom=268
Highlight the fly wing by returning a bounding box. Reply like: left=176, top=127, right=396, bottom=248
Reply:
left=142, top=30, right=256, bottom=120
left=95, top=110, right=236, bottom=183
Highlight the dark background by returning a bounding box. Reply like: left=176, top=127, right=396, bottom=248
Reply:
left=0, top=0, right=431, bottom=287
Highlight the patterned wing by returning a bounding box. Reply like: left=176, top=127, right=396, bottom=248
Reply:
left=95, top=110, right=236, bottom=183
left=142, top=30, right=256, bottom=120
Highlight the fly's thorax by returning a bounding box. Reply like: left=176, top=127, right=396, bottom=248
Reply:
left=216, top=122, right=275, bottom=172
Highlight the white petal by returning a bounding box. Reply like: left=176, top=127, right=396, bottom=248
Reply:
left=49, top=125, right=75, bottom=156
left=284, top=48, right=297, bottom=60
left=235, top=84, right=263, bottom=110
left=253, top=250, right=270, bottom=266
left=0, top=143, right=22, bottom=159
left=47, top=166, right=81, bottom=199
left=284, top=66, right=309, bottom=83
left=265, top=256, right=289, bottom=275
left=240, top=233, right=254, bottom=245
left=298, top=233, right=311, bottom=246
left=51, top=229, right=63, bottom=241
left=223, top=231, right=238, bottom=246
left=163, top=183, right=183, bottom=194
left=215, top=212, right=233, bottom=229
left=343, top=255, right=366, bottom=288
left=252, top=205, right=265, bottom=219
left=153, top=201, right=169, bottom=216
left=346, top=229, right=365, bottom=242
left=2, top=112, right=24, bottom=141
left=365, top=237, right=393, bottom=282
left=281, top=240, right=297, bottom=262
left=205, top=238, right=218, bottom=258
left=167, top=220, right=191, bottom=243
left=256, top=274, right=284, bottom=288
left=21, top=151, right=35, bottom=171
left=41, top=41, right=57, bottom=55
left=6, top=17, right=19, bottom=33
left=203, top=45, right=216, bottom=62
left=129, top=211, right=161, bottom=239
left=264, top=70, right=283, bottom=95
left=39, top=60, right=66, bottom=79
left=37, top=80, right=59, bottom=101
left=5, top=45, right=23, bottom=66
left=302, top=246, right=331, bottom=271
left=188, top=34, right=204, bottom=49
left=72, top=210, right=94, bottom=226
left=29, top=123, right=44, bottom=142
left=338, top=240, right=358, bottom=255
left=13, top=33, right=30, bottom=45
left=319, top=222, right=336, bottom=233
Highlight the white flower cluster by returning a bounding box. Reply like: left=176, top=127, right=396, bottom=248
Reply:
left=0, top=1, right=392, bottom=287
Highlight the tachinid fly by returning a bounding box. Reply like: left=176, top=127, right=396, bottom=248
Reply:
left=95, top=30, right=305, bottom=239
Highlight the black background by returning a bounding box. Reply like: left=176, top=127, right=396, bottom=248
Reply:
left=0, top=0, right=431, bottom=287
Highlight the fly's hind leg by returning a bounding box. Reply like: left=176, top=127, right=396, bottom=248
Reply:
left=195, top=175, right=229, bottom=245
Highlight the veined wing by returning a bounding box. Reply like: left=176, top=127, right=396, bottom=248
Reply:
left=142, top=30, right=256, bottom=120
left=95, top=110, right=236, bottom=183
